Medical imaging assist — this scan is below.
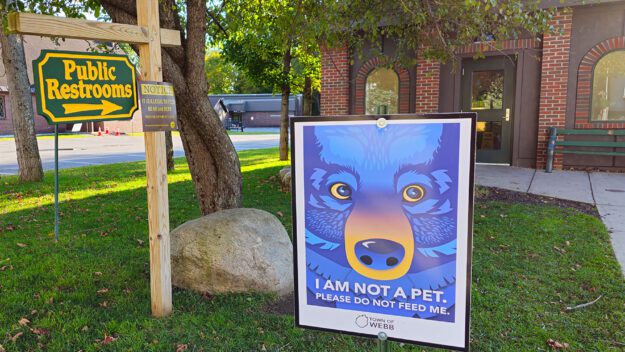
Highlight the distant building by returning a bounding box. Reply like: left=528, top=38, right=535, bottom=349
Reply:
left=209, top=94, right=303, bottom=129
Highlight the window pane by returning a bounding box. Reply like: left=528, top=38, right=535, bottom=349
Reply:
left=471, top=70, right=504, bottom=110
left=365, top=68, right=399, bottom=115
left=592, top=51, right=625, bottom=121
left=476, top=121, right=502, bottom=150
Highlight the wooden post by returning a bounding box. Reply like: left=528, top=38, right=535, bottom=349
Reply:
left=136, top=0, right=172, bottom=317
left=8, top=5, right=178, bottom=318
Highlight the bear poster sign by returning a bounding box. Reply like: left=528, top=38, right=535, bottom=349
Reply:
left=290, top=113, right=476, bottom=351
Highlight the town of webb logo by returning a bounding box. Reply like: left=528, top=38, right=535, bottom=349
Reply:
left=355, top=314, right=395, bottom=330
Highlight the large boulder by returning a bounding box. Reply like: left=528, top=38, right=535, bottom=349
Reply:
left=171, top=208, right=293, bottom=296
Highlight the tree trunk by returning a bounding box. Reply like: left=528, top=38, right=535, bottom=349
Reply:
left=279, top=46, right=292, bottom=161
left=303, top=75, right=312, bottom=116
left=0, top=32, right=43, bottom=182
left=165, top=130, right=174, bottom=171
left=101, top=0, right=241, bottom=215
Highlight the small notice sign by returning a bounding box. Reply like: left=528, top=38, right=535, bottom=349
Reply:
left=139, top=81, right=178, bottom=132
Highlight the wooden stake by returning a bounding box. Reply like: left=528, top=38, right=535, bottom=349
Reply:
left=136, top=0, right=172, bottom=317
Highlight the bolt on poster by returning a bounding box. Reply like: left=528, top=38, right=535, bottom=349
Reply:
left=290, top=114, right=476, bottom=351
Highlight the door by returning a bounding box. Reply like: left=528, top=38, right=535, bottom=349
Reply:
left=461, top=56, right=515, bottom=164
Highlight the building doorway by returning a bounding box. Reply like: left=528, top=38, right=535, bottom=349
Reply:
left=461, top=56, right=516, bottom=164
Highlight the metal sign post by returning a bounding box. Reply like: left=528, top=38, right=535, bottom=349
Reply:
left=377, top=332, right=390, bottom=352
left=54, top=124, right=59, bottom=242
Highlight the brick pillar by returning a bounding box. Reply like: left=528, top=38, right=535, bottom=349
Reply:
left=415, top=56, right=440, bottom=114
left=536, top=9, right=572, bottom=170
left=320, top=44, right=350, bottom=115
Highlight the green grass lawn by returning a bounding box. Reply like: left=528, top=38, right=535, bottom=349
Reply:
left=0, top=148, right=623, bottom=351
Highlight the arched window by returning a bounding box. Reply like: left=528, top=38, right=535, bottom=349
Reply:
left=591, top=50, right=625, bottom=121
left=365, top=68, right=399, bottom=115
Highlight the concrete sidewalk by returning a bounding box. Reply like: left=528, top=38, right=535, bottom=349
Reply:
left=476, top=165, right=625, bottom=274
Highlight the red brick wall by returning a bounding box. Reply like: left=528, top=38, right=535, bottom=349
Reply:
left=574, top=36, right=625, bottom=129
left=353, top=56, right=410, bottom=115
left=456, top=38, right=542, bottom=54
left=536, top=9, right=573, bottom=170
left=415, top=57, right=440, bottom=114
left=320, top=44, right=350, bottom=115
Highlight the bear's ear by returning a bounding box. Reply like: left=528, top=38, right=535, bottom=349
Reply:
left=385, top=124, right=443, bottom=165
left=314, top=126, right=368, bottom=167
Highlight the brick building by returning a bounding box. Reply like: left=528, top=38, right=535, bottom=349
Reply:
left=0, top=36, right=99, bottom=135
left=320, top=1, right=625, bottom=170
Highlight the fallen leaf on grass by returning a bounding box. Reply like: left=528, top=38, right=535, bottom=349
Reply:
left=136, top=239, right=145, bottom=246
left=10, top=332, right=23, bottom=342
left=276, top=211, right=284, bottom=217
left=0, top=343, right=5, bottom=352
left=201, top=292, right=214, bottom=302
left=99, top=301, right=109, bottom=308
left=94, top=272, right=103, bottom=276
left=553, top=246, right=566, bottom=254
left=5, top=224, right=15, bottom=231
left=176, top=344, right=188, bottom=352
left=30, top=327, right=50, bottom=336
left=101, top=333, right=117, bottom=345
left=0, top=265, right=13, bottom=271
left=18, top=318, right=30, bottom=326
left=97, top=288, right=109, bottom=294
left=16, top=243, right=27, bottom=248
left=547, top=338, right=569, bottom=349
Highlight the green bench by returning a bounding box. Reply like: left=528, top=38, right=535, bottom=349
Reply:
left=546, top=127, right=625, bottom=172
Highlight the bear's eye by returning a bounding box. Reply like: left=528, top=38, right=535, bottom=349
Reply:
left=329, top=182, right=352, bottom=200
left=402, top=185, right=425, bottom=202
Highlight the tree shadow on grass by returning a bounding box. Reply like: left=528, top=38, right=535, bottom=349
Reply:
left=0, top=154, right=328, bottom=351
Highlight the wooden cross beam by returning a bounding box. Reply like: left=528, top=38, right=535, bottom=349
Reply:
left=8, top=0, right=176, bottom=317
left=8, top=12, right=181, bottom=47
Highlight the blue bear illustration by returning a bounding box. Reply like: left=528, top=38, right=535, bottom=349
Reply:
left=302, top=122, right=460, bottom=321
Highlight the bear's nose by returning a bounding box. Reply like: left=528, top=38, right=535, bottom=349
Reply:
left=355, top=239, right=405, bottom=270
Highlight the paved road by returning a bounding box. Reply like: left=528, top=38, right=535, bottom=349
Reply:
left=0, top=133, right=279, bottom=175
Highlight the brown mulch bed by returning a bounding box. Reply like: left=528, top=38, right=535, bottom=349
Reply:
left=476, top=186, right=599, bottom=218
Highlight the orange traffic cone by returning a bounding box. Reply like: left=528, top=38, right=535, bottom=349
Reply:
left=97, top=127, right=102, bottom=136
left=105, top=127, right=110, bottom=134
left=115, top=128, right=120, bottom=136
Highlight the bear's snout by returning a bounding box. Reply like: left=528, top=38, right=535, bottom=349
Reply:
left=355, top=239, right=404, bottom=270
